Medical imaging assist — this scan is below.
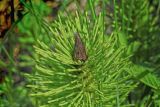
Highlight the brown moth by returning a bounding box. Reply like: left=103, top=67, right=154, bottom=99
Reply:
left=74, top=33, right=87, bottom=61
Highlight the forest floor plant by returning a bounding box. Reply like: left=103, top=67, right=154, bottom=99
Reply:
left=26, top=10, right=136, bottom=106
left=1, top=0, right=160, bottom=106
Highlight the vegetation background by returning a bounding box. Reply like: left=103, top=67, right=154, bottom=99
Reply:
left=0, top=0, right=160, bottom=107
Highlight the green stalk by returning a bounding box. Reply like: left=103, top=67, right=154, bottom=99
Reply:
left=88, top=0, right=96, bottom=21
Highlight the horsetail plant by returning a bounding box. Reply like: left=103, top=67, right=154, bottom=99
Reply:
left=27, top=11, right=136, bottom=107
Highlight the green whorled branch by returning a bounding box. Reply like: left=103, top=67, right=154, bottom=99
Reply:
left=27, top=12, right=135, bottom=107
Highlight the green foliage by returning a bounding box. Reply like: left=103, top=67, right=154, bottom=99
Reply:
left=0, top=0, right=160, bottom=106
left=0, top=82, right=32, bottom=107
left=0, top=0, right=51, bottom=107
left=112, top=0, right=160, bottom=66
left=113, top=0, right=160, bottom=106
left=18, top=0, right=52, bottom=43
left=27, top=12, right=135, bottom=106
